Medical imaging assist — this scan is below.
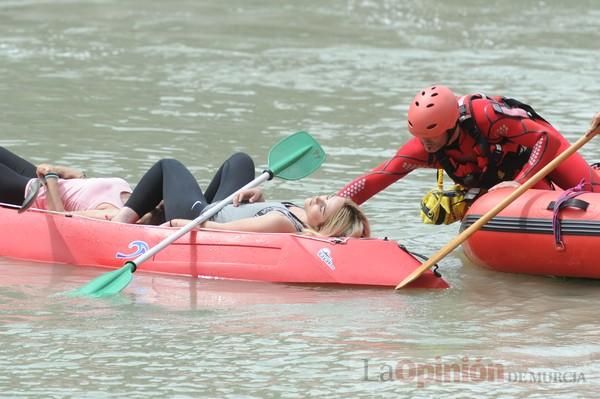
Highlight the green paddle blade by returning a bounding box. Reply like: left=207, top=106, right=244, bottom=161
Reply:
left=67, top=263, right=134, bottom=298
left=268, top=131, right=326, bottom=180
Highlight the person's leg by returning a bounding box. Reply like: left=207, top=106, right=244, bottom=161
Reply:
left=0, top=164, right=33, bottom=205
left=159, top=159, right=208, bottom=220
left=0, top=147, right=37, bottom=177
left=204, top=152, right=255, bottom=202
left=113, top=159, right=206, bottom=223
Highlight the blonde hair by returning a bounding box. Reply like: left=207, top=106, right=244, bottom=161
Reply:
left=305, top=198, right=371, bottom=238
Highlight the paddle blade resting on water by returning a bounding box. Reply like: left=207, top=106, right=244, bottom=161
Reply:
left=268, top=131, right=326, bottom=180
left=68, top=263, right=135, bottom=298
left=69, top=131, right=326, bottom=298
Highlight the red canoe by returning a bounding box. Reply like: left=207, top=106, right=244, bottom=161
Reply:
left=462, top=188, right=600, bottom=278
left=0, top=204, right=448, bottom=288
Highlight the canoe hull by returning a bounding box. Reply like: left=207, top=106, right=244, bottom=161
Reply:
left=1, top=205, right=448, bottom=288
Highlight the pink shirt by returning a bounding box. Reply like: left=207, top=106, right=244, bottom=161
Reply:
left=25, top=177, right=132, bottom=211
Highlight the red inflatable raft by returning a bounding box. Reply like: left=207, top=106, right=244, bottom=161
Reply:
left=0, top=204, right=448, bottom=288
left=462, top=188, right=600, bottom=278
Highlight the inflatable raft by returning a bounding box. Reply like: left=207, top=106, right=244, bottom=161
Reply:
left=0, top=204, right=448, bottom=288
left=462, top=188, right=600, bottom=278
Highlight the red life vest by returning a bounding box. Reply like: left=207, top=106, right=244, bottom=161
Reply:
left=433, top=94, right=542, bottom=189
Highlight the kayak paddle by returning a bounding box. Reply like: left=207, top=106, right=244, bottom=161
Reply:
left=395, top=126, right=600, bottom=290
left=70, top=131, right=326, bottom=297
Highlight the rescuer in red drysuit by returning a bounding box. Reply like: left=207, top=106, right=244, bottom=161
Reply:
left=338, top=85, right=600, bottom=204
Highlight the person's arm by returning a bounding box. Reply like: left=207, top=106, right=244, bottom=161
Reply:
left=69, top=208, right=121, bottom=220
left=68, top=207, right=158, bottom=223
left=232, top=188, right=264, bottom=206
left=37, top=163, right=86, bottom=179
left=337, top=138, right=431, bottom=204
left=169, top=212, right=297, bottom=233
left=495, top=117, right=565, bottom=184
left=44, top=174, right=65, bottom=212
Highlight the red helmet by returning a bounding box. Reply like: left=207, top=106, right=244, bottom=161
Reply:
left=407, top=85, right=459, bottom=139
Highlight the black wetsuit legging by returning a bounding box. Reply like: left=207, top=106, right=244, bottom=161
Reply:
left=124, top=152, right=255, bottom=221
left=0, top=147, right=37, bottom=205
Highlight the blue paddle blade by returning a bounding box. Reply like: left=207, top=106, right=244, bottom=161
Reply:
left=67, top=263, right=134, bottom=298
left=268, top=131, right=326, bottom=180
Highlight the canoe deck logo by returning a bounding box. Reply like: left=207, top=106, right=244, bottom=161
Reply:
left=116, top=240, right=149, bottom=259
left=317, top=248, right=335, bottom=270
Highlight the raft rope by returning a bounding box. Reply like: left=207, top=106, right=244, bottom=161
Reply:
left=549, top=179, right=588, bottom=250
left=397, top=243, right=441, bottom=277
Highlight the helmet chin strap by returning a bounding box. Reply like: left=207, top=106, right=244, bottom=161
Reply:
left=444, top=123, right=459, bottom=146
left=443, top=131, right=452, bottom=146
